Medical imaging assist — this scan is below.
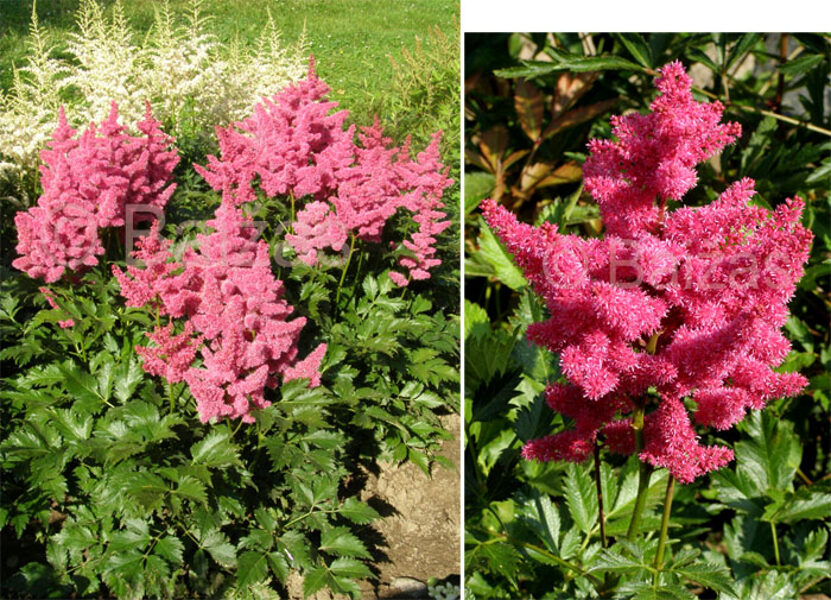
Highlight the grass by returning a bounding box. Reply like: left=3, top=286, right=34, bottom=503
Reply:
left=0, top=0, right=459, bottom=123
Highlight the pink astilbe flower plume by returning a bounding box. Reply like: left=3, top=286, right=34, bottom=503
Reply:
left=195, top=58, right=354, bottom=206
left=114, top=206, right=326, bottom=423
left=196, top=59, right=452, bottom=286
left=13, top=103, right=179, bottom=282
left=583, top=60, right=741, bottom=237
left=484, top=62, right=813, bottom=484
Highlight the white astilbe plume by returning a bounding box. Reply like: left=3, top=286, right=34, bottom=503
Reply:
left=140, top=0, right=224, bottom=130
left=243, top=11, right=309, bottom=108
left=0, top=6, right=69, bottom=192
left=66, top=0, right=149, bottom=124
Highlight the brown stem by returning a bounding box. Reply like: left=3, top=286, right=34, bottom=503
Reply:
left=775, top=34, right=788, bottom=112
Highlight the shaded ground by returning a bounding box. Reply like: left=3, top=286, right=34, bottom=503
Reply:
left=289, top=413, right=461, bottom=599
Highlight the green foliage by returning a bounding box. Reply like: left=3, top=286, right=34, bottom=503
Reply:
left=465, top=31, right=830, bottom=599
left=372, top=14, right=461, bottom=163
left=0, top=270, right=394, bottom=598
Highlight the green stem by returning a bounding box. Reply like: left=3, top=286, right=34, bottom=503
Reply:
left=289, top=192, right=295, bottom=233
left=626, top=401, right=653, bottom=541
left=771, top=521, right=781, bottom=566
left=335, top=234, right=356, bottom=306
left=652, top=475, right=675, bottom=586
left=593, top=440, right=607, bottom=549
left=229, top=418, right=244, bottom=439
left=399, top=275, right=412, bottom=298
left=797, top=467, right=813, bottom=486
left=168, top=383, right=175, bottom=415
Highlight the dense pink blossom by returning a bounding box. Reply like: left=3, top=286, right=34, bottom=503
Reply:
left=195, top=58, right=354, bottom=206
left=136, top=322, right=202, bottom=383
left=197, top=60, right=452, bottom=286
left=114, top=205, right=326, bottom=423
left=486, top=62, right=812, bottom=483
left=288, top=201, right=348, bottom=266
left=640, top=397, right=734, bottom=484
left=583, top=60, right=741, bottom=237
left=13, top=103, right=179, bottom=282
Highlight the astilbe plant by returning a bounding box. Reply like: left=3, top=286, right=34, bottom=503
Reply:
left=482, top=61, right=812, bottom=539
left=0, top=0, right=308, bottom=196
left=12, top=102, right=179, bottom=283
left=196, top=60, right=453, bottom=287
left=112, top=204, right=326, bottom=424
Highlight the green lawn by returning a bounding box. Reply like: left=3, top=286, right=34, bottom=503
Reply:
left=0, top=0, right=458, bottom=119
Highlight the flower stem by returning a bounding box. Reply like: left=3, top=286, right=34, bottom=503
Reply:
left=289, top=192, right=295, bottom=234
left=335, top=234, right=356, bottom=306
left=626, top=401, right=652, bottom=541
left=771, top=521, right=781, bottom=566
left=593, top=440, right=607, bottom=549
left=652, top=475, right=675, bottom=585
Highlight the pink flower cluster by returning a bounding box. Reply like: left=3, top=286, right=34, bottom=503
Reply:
left=483, top=62, right=813, bottom=484
left=195, top=60, right=453, bottom=286
left=583, top=61, right=742, bottom=238
left=13, top=103, right=179, bottom=282
left=113, top=207, right=326, bottom=423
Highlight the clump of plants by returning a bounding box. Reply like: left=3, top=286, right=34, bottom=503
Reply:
left=1, top=61, right=458, bottom=599
left=0, top=0, right=309, bottom=204
left=466, top=56, right=829, bottom=599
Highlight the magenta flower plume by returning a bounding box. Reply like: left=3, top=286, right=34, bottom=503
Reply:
left=583, top=60, right=741, bottom=237
left=13, top=103, right=179, bottom=282
left=483, top=62, right=813, bottom=483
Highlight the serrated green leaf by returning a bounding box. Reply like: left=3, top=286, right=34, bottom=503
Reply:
left=338, top=497, right=380, bottom=525
left=254, top=507, right=276, bottom=532
left=201, top=530, right=236, bottom=568
left=768, top=490, right=831, bottom=523
left=471, top=217, right=528, bottom=290
left=320, top=527, right=371, bottom=559
left=174, top=475, right=207, bottom=505
left=329, top=556, right=372, bottom=579
left=153, top=536, right=184, bottom=564
left=267, top=551, right=290, bottom=584
left=780, top=53, right=825, bottom=77
left=303, top=566, right=330, bottom=597
left=726, top=34, right=762, bottom=69
left=123, top=472, right=168, bottom=511
left=465, top=172, right=496, bottom=214
left=589, top=548, right=649, bottom=575
left=736, top=411, right=801, bottom=494
left=471, top=541, right=522, bottom=580
left=236, top=551, right=270, bottom=589
left=113, top=358, right=144, bottom=404
left=675, top=562, right=737, bottom=595
left=530, top=488, right=560, bottom=552
left=616, top=33, right=653, bottom=68
left=190, top=430, right=238, bottom=468
left=563, top=462, right=597, bottom=534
